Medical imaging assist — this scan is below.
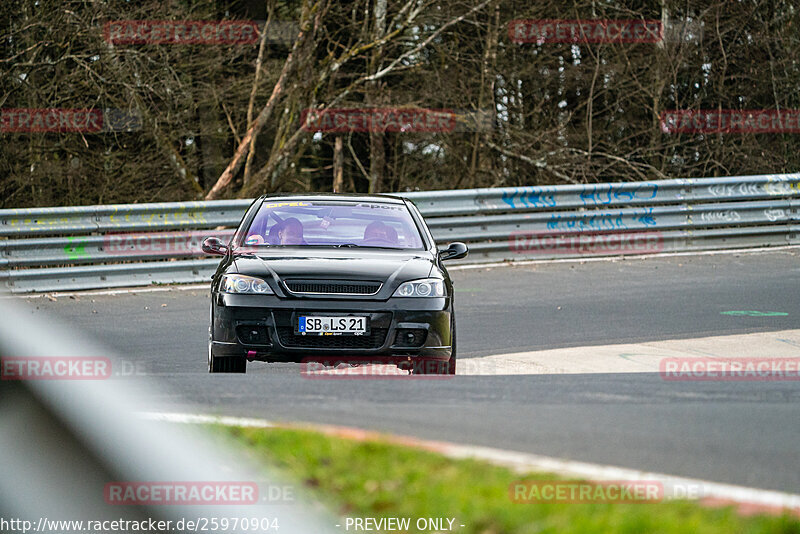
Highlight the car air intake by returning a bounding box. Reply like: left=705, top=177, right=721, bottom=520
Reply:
left=394, top=329, right=428, bottom=348
left=284, top=280, right=381, bottom=295
left=236, top=324, right=270, bottom=345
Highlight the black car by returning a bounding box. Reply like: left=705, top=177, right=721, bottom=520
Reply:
left=203, top=194, right=468, bottom=375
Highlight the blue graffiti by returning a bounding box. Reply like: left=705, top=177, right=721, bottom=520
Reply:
left=545, top=207, right=657, bottom=231
left=579, top=183, right=659, bottom=206
left=501, top=183, right=659, bottom=210
left=547, top=212, right=627, bottom=231
left=502, top=188, right=557, bottom=209
left=501, top=190, right=517, bottom=209
left=632, top=207, right=657, bottom=226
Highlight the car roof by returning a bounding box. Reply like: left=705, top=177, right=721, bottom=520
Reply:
left=257, top=193, right=407, bottom=204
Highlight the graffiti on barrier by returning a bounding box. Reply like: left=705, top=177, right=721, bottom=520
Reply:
left=579, top=183, right=659, bottom=206
left=7, top=216, right=74, bottom=228
left=633, top=207, right=657, bottom=226
left=764, top=176, right=800, bottom=195
left=64, top=236, right=90, bottom=260
left=699, top=210, right=741, bottom=223
left=546, top=212, right=625, bottom=231
left=546, top=207, right=657, bottom=231
left=764, top=209, right=787, bottom=222
left=707, top=183, right=762, bottom=197
left=108, top=210, right=207, bottom=226
left=500, top=183, right=659, bottom=210
left=501, top=188, right=557, bottom=209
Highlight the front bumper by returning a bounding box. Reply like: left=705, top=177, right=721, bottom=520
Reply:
left=211, top=293, right=452, bottom=362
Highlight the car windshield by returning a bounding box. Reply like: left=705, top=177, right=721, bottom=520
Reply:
left=241, top=200, right=425, bottom=250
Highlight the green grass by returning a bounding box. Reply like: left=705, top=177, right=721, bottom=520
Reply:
left=220, top=425, right=800, bottom=534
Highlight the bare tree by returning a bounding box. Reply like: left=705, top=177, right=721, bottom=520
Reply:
left=3, top=0, right=799, bottom=209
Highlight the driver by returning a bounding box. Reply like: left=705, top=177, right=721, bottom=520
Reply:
left=363, top=221, right=398, bottom=245
left=277, top=217, right=307, bottom=245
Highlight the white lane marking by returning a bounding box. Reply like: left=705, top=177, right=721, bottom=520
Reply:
left=448, top=244, right=800, bottom=270
left=441, top=443, right=800, bottom=510
left=141, top=412, right=277, bottom=428
left=6, top=283, right=209, bottom=299
left=458, top=329, right=800, bottom=375
left=138, top=411, right=800, bottom=512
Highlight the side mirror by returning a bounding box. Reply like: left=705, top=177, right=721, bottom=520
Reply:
left=439, top=242, right=468, bottom=261
left=202, top=237, right=228, bottom=256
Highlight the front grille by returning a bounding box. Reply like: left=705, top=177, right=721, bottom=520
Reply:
left=277, top=327, right=387, bottom=349
left=284, top=280, right=381, bottom=295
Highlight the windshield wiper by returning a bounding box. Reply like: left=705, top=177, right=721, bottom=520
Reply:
left=334, top=243, right=359, bottom=248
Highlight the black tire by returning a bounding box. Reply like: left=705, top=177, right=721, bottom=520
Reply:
left=208, top=304, right=246, bottom=374
left=210, top=352, right=247, bottom=373
left=447, top=318, right=457, bottom=375
left=411, top=316, right=457, bottom=375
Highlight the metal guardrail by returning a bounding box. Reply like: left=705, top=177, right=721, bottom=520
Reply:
left=1, top=173, right=799, bottom=293
left=0, top=200, right=251, bottom=237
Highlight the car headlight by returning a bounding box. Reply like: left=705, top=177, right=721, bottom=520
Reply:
left=392, top=278, right=445, bottom=297
left=222, top=274, right=274, bottom=294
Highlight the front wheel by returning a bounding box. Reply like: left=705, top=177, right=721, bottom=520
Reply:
left=208, top=305, right=246, bottom=374
left=208, top=343, right=246, bottom=373
left=411, top=319, right=456, bottom=376
left=448, top=318, right=457, bottom=375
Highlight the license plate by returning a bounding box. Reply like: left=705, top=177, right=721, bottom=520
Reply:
left=297, top=316, right=368, bottom=335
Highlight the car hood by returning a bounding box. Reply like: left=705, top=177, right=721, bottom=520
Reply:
left=230, top=248, right=436, bottom=297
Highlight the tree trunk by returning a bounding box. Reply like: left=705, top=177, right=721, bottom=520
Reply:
left=333, top=135, right=344, bottom=192
left=367, top=0, right=387, bottom=193
left=204, top=0, right=316, bottom=200
left=468, top=0, right=499, bottom=188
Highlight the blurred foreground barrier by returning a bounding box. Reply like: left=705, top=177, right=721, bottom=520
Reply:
left=1, top=173, right=799, bottom=292
left=0, top=299, right=336, bottom=532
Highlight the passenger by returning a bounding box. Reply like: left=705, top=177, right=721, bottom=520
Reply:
left=267, top=222, right=283, bottom=244
left=384, top=225, right=398, bottom=244
left=278, top=217, right=306, bottom=245
left=363, top=221, right=399, bottom=245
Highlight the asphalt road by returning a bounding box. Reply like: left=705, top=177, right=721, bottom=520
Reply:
left=18, top=249, right=800, bottom=493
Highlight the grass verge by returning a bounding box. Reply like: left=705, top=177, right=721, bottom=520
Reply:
left=220, top=425, right=800, bottom=534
